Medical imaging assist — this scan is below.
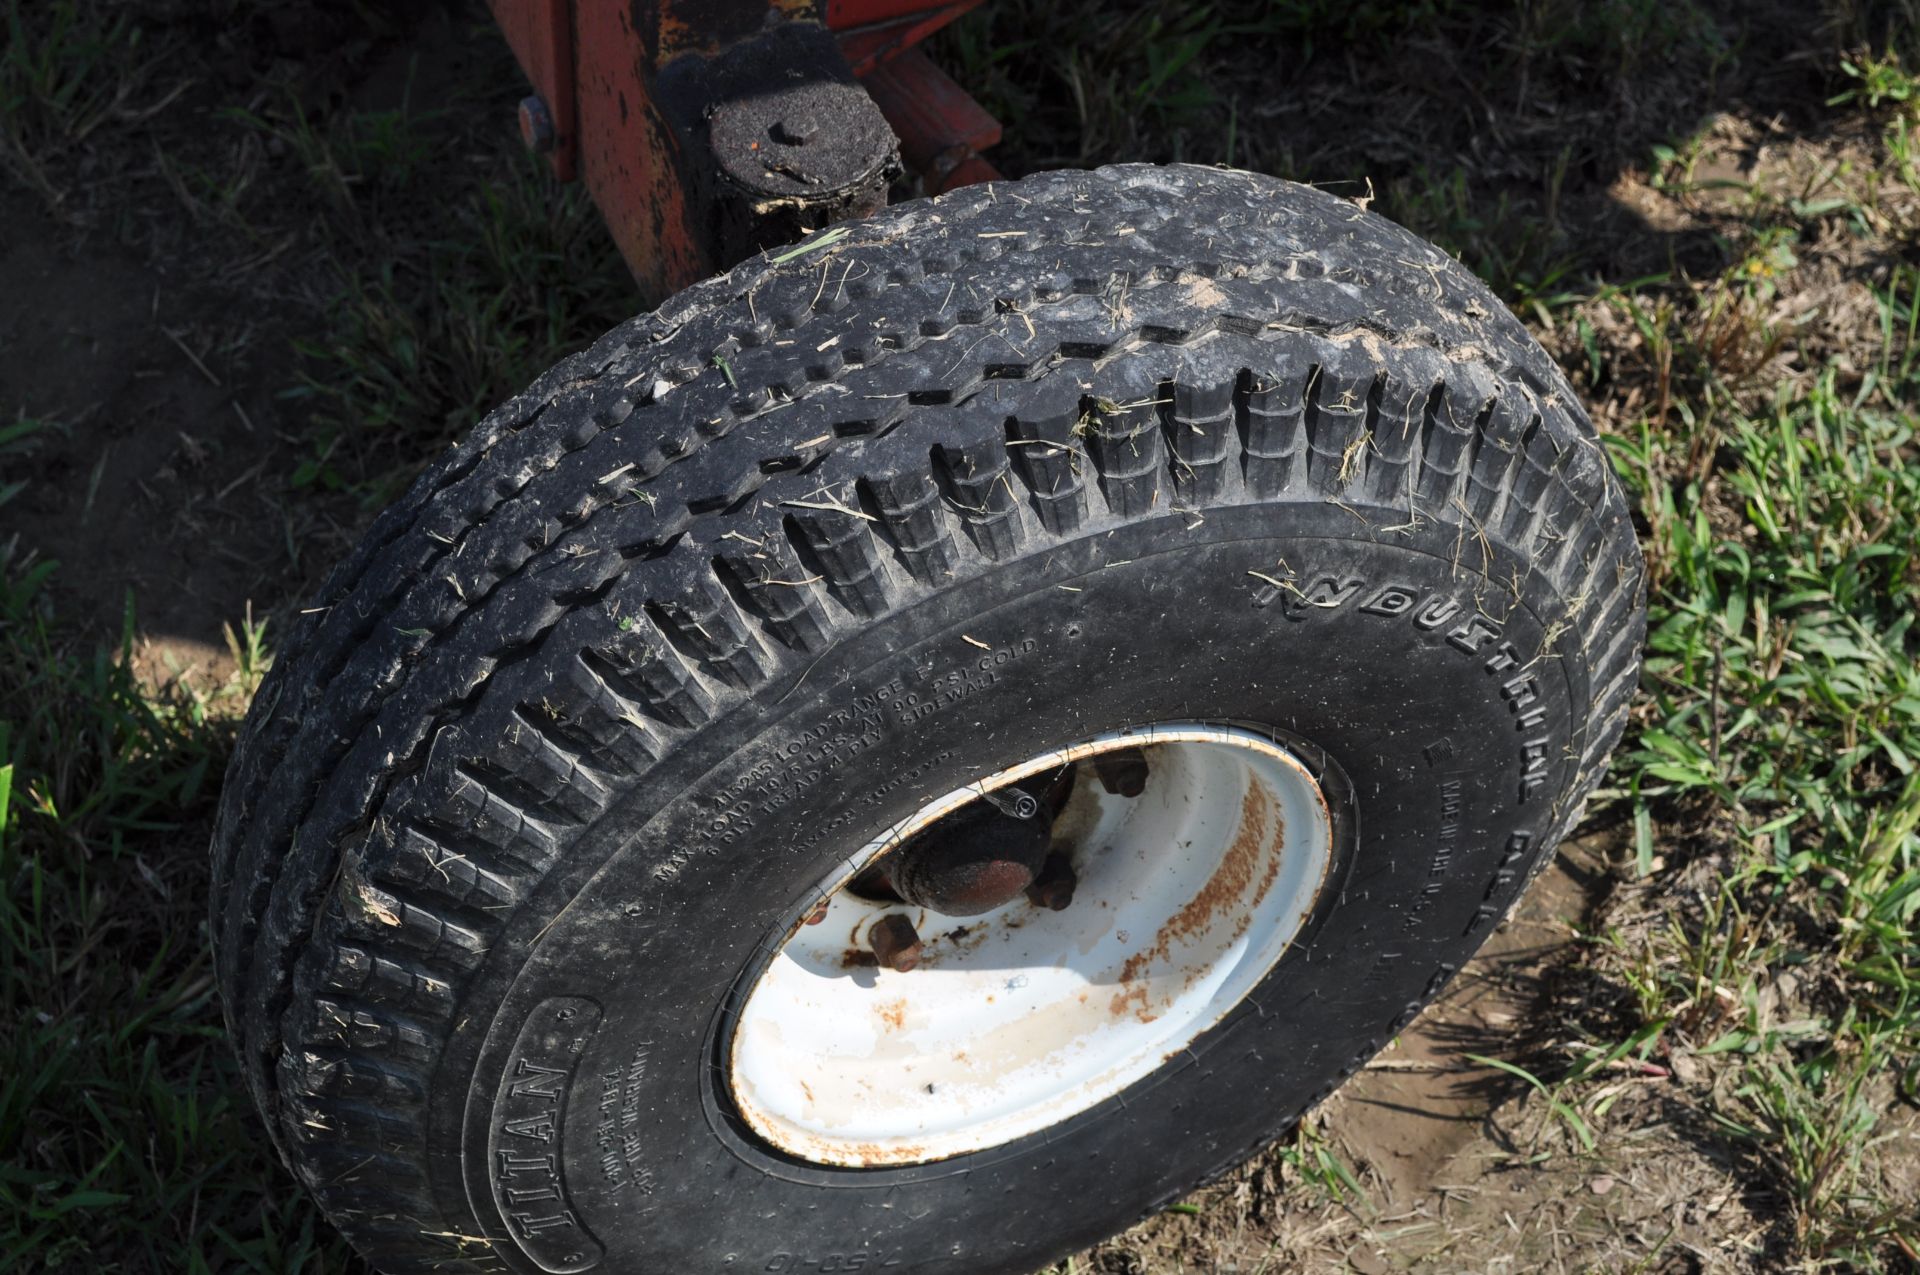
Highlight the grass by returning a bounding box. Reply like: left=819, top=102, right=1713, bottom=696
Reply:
left=0, top=0, right=156, bottom=151
left=1503, top=66, right=1920, bottom=1267
left=1, top=3, right=628, bottom=1269
left=0, top=554, right=357, bottom=1270
left=1590, top=366, right=1920, bottom=1264
left=280, top=145, right=633, bottom=502
left=1717, top=1020, right=1910, bottom=1257
left=220, top=66, right=634, bottom=503
left=6, top=0, right=634, bottom=501
left=4, top=0, right=1920, bottom=1271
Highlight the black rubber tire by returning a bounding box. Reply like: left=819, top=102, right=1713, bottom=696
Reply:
left=211, top=164, right=1645, bottom=1275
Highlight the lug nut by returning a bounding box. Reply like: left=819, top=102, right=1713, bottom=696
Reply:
left=1092, top=748, right=1150, bottom=798
left=870, top=914, right=924, bottom=972
left=1025, top=853, right=1077, bottom=911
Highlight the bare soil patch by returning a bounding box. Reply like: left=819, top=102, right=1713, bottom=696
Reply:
left=0, top=186, right=309, bottom=686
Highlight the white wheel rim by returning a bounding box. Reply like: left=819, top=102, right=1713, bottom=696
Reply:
left=726, top=725, right=1335, bottom=1167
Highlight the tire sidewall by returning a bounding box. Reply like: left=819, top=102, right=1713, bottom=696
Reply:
left=443, top=501, right=1588, bottom=1275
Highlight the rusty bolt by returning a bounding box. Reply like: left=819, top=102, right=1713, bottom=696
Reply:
left=1091, top=748, right=1150, bottom=798
left=518, top=95, right=555, bottom=153
left=802, top=899, right=830, bottom=926
left=1025, top=853, right=1077, bottom=911
left=869, top=914, right=924, bottom=972
left=770, top=114, right=818, bottom=146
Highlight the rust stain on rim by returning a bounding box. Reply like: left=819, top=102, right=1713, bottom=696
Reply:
left=727, top=725, right=1337, bottom=1168
left=1109, top=778, right=1287, bottom=1023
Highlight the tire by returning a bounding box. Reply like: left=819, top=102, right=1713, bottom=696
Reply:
left=211, top=164, right=1645, bottom=1274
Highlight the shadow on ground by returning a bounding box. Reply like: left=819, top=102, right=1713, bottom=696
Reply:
left=1, top=0, right=1909, bottom=677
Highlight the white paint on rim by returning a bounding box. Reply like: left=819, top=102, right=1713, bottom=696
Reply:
left=727, top=725, right=1334, bottom=1167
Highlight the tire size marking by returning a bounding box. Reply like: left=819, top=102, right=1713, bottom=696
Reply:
left=895, top=636, right=1039, bottom=725
left=762, top=1251, right=903, bottom=1272
left=679, top=688, right=913, bottom=876
left=1267, top=572, right=1561, bottom=803
left=592, top=1041, right=657, bottom=1199
left=488, top=996, right=604, bottom=1273
left=790, top=747, right=958, bottom=858
left=1400, top=778, right=1465, bottom=934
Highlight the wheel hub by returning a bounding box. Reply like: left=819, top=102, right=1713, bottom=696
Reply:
left=726, top=725, right=1335, bottom=1168
left=877, top=788, right=1055, bottom=917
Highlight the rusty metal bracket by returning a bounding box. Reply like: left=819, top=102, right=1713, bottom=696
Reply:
left=661, top=21, right=899, bottom=264
left=489, top=0, right=998, bottom=294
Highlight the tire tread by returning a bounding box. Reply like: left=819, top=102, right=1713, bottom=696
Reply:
left=211, top=164, right=1644, bottom=1271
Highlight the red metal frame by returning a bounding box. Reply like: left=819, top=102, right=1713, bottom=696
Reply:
left=488, top=0, right=1002, bottom=294
left=568, top=0, right=705, bottom=297
left=827, top=0, right=985, bottom=76
left=831, top=0, right=1003, bottom=194
left=861, top=45, right=1001, bottom=194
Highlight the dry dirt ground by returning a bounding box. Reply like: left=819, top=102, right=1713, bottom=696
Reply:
left=1, top=8, right=536, bottom=685
left=3, top=1, right=1917, bottom=1272
left=1086, top=830, right=1892, bottom=1275
left=0, top=180, right=309, bottom=684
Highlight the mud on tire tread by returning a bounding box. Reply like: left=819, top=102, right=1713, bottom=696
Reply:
left=211, top=164, right=1644, bottom=1272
